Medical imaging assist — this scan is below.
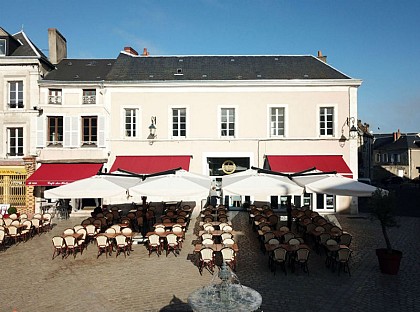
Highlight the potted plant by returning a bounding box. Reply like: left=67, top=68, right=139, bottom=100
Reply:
left=369, top=189, right=402, bottom=275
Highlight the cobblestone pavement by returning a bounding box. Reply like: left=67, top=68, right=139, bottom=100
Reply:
left=0, top=209, right=419, bottom=312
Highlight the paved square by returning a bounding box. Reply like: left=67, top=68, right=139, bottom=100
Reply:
left=0, top=210, right=419, bottom=312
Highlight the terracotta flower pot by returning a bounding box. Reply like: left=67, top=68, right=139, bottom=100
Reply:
left=376, top=248, right=402, bottom=275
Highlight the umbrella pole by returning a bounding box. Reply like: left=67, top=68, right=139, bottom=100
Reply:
left=286, top=196, right=292, bottom=230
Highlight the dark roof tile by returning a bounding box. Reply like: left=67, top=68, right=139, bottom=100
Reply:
left=105, top=53, right=351, bottom=81
left=44, top=59, right=115, bottom=81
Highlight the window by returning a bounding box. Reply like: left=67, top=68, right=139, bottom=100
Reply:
left=172, top=108, right=186, bottom=137
left=125, top=108, right=137, bottom=137
left=381, top=153, right=388, bottom=163
left=48, top=89, right=62, bottom=104
left=47, top=116, right=63, bottom=146
left=319, top=107, right=334, bottom=136
left=221, top=108, right=235, bottom=137
left=82, top=89, right=96, bottom=104
left=375, top=153, right=381, bottom=163
left=7, top=127, right=23, bottom=156
left=270, top=107, right=285, bottom=136
left=316, top=194, right=335, bottom=210
left=8, top=81, right=23, bottom=108
left=0, top=39, right=6, bottom=55
left=82, top=116, right=97, bottom=145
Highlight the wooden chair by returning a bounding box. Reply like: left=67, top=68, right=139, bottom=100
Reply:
left=115, top=234, right=130, bottom=258
left=64, top=235, right=83, bottom=258
left=199, top=247, right=215, bottom=275
left=293, top=248, right=310, bottom=274
left=95, top=234, right=112, bottom=258
left=271, top=247, right=287, bottom=275
left=335, top=248, right=352, bottom=276
left=147, top=234, right=161, bottom=257
left=221, top=247, right=236, bottom=271
left=165, top=233, right=179, bottom=257
left=51, top=236, right=66, bottom=259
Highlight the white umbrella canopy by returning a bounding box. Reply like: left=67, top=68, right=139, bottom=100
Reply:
left=44, top=174, right=142, bottom=199
left=129, top=169, right=212, bottom=201
left=222, top=168, right=304, bottom=200
left=291, top=172, right=380, bottom=197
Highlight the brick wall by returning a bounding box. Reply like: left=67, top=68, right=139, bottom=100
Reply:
left=23, top=156, right=36, bottom=214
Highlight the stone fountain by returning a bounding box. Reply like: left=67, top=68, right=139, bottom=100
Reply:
left=188, top=262, right=262, bottom=312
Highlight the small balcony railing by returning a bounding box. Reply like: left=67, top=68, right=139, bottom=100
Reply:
left=48, top=96, right=62, bottom=104
left=82, top=95, right=96, bottom=104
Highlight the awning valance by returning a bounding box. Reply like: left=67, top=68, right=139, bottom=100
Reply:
left=109, top=155, right=191, bottom=174
left=265, top=155, right=352, bottom=177
left=26, top=163, right=103, bottom=186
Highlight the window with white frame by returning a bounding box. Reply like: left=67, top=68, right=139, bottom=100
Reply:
left=316, top=193, right=335, bottom=210
left=125, top=108, right=137, bottom=137
left=82, top=116, right=97, bottom=145
left=8, top=81, right=23, bottom=108
left=82, top=89, right=96, bottom=104
left=48, top=89, right=62, bottom=104
left=221, top=108, right=235, bottom=137
left=172, top=108, right=186, bottom=137
left=319, top=107, right=334, bottom=136
left=270, top=107, right=285, bottom=136
left=7, top=127, right=24, bottom=156
left=47, top=116, right=63, bottom=146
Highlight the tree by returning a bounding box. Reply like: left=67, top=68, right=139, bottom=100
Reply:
left=369, top=189, right=398, bottom=253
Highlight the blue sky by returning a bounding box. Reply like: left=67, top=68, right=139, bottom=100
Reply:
left=2, top=0, right=419, bottom=134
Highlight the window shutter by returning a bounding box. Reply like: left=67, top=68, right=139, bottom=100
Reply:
left=36, top=117, right=45, bottom=148
left=64, top=116, right=79, bottom=147
left=98, top=116, right=105, bottom=147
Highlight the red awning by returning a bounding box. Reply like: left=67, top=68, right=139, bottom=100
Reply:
left=26, top=163, right=103, bottom=186
left=266, top=155, right=352, bottom=177
left=109, top=155, right=191, bottom=174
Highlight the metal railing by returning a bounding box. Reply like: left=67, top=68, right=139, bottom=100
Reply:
left=48, top=96, right=62, bottom=104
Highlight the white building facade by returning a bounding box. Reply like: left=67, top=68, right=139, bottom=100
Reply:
left=32, top=47, right=362, bottom=214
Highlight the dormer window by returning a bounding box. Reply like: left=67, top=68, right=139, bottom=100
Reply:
left=0, top=39, right=6, bottom=56
left=175, top=68, right=183, bottom=76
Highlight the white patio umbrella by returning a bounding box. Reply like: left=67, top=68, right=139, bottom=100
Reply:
left=222, top=168, right=304, bottom=200
left=44, top=174, right=142, bottom=199
left=128, top=169, right=212, bottom=201
left=291, top=171, right=381, bottom=197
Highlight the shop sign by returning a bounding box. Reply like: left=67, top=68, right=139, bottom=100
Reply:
left=0, top=166, right=26, bottom=175
left=222, top=160, right=237, bottom=174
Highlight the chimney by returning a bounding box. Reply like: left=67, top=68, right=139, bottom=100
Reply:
left=397, top=129, right=401, bottom=140
left=393, top=132, right=397, bottom=141
left=124, top=47, right=138, bottom=56
left=142, top=48, right=150, bottom=56
left=48, top=28, right=67, bottom=65
left=317, top=50, right=327, bottom=63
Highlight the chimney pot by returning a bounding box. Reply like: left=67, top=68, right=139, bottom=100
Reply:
left=124, top=46, right=138, bottom=56
left=316, top=50, right=327, bottom=63
left=142, top=48, right=150, bottom=56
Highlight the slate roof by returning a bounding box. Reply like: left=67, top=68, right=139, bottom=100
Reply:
left=0, top=27, right=53, bottom=69
left=374, top=133, right=420, bottom=151
left=106, top=53, right=352, bottom=81
left=43, top=52, right=353, bottom=82
left=44, top=59, right=115, bottom=81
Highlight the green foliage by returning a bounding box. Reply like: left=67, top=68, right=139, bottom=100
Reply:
left=7, top=206, right=17, bottom=215
left=369, top=189, right=398, bottom=228
left=369, top=189, right=398, bottom=252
